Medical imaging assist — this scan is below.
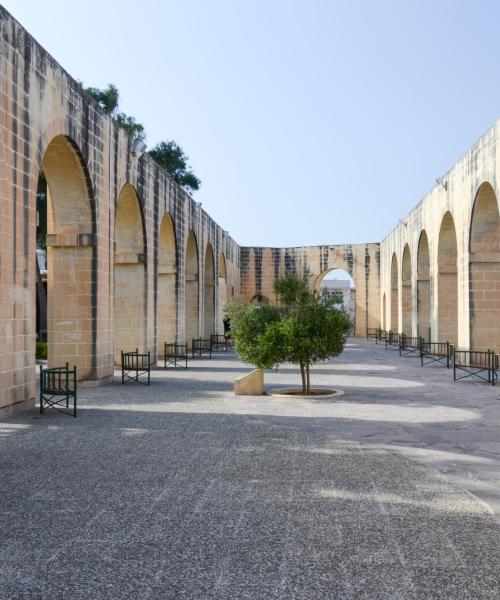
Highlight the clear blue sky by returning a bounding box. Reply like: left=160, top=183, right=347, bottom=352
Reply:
left=5, top=0, right=500, bottom=247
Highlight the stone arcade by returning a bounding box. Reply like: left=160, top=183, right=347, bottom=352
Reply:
left=381, top=124, right=500, bottom=351
left=0, top=8, right=379, bottom=414
left=3, top=6, right=500, bottom=416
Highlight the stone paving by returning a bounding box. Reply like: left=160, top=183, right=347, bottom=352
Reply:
left=1, top=340, right=500, bottom=598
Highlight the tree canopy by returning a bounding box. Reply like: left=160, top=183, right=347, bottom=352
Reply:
left=82, top=83, right=145, bottom=140
left=228, top=274, right=351, bottom=394
left=84, top=83, right=119, bottom=114
left=82, top=83, right=200, bottom=191
left=148, top=141, right=201, bottom=193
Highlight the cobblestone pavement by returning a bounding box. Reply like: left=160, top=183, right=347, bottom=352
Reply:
left=1, top=340, right=500, bottom=599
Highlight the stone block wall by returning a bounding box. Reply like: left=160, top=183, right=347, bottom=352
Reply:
left=0, top=7, right=240, bottom=413
left=15, top=3, right=500, bottom=415
left=380, top=120, right=500, bottom=350
left=240, top=244, right=380, bottom=337
left=0, top=6, right=378, bottom=415
left=6, top=7, right=500, bottom=417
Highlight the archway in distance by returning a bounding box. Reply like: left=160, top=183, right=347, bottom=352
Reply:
left=390, top=253, right=399, bottom=332
left=203, top=244, right=215, bottom=338
left=417, top=231, right=431, bottom=341
left=469, top=183, right=500, bottom=350
left=437, top=212, right=458, bottom=345
left=185, top=231, right=199, bottom=347
left=401, top=245, right=412, bottom=335
left=114, top=184, right=146, bottom=363
left=157, top=213, right=177, bottom=355
left=319, top=268, right=356, bottom=327
left=36, top=135, right=96, bottom=379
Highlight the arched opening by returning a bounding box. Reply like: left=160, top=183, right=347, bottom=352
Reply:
left=437, top=212, right=458, bottom=345
left=319, top=268, right=356, bottom=326
left=250, top=294, right=270, bottom=306
left=217, top=252, right=227, bottom=333
left=185, top=231, right=199, bottom=346
left=203, top=244, right=215, bottom=338
left=114, top=184, right=146, bottom=363
left=157, top=213, right=177, bottom=354
left=417, top=231, right=431, bottom=341
left=469, top=183, right=500, bottom=350
left=390, top=253, right=399, bottom=331
left=401, top=245, right=412, bottom=335
left=382, top=293, right=386, bottom=331
left=36, top=135, right=96, bottom=379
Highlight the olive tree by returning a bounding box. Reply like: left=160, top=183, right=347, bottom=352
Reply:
left=227, top=302, right=284, bottom=369
left=228, top=274, right=351, bottom=394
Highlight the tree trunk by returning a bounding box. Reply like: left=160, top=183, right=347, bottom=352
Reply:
left=305, top=363, right=310, bottom=395
left=300, top=362, right=306, bottom=394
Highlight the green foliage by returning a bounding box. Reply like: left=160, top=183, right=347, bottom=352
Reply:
left=115, top=113, right=145, bottom=140
left=226, top=303, right=283, bottom=369
left=228, top=274, right=351, bottom=394
left=83, top=83, right=119, bottom=114
left=148, top=141, right=201, bottom=192
left=82, top=82, right=145, bottom=140
left=81, top=84, right=201, bottom=188
left=274, top=273, right=310, bottom=311
left=36, top=342, right=47, bottom=360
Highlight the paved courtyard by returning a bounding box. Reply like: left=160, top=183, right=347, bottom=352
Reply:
left=2, top=340, right=500, bottom=599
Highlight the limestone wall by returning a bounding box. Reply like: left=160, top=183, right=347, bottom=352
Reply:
left=240, top=244, right=380, bottom=337
left=380, top=120, right=500, bottom=350
left=0, top=6, right=388, bottom=415
left=0, top=7, right=240, bottom=413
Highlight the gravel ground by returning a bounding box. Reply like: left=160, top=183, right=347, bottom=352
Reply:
left=1, top=341, right=500, bottom=599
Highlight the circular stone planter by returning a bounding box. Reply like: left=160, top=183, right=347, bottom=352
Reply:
left=268, top=388, right=344, bottom=399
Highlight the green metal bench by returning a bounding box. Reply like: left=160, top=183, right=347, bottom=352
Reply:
left=210, top=334, right=228, bottom=352
left=121, top=349, right=151, bottom=385
left=420, top=341, right=453, bottom=368
left=192, top=338, right=212, bottom=359
left=385, top=331, right=401, bottom=350
left=164, top=342, right=188, bottom=368
left=453, top=349, right=498, bottom=386
left=399, top=335, right=423, bottom=358
left=40, top=363, right=77, bottom=418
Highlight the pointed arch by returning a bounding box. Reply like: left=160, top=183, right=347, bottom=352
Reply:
left=114, top=184, right=146, bottom=362
left=417, top=231, right=431, bottom=340
left=469, top=182, right=500, bottom=350
left=185, top=231, right=199, bottom=346
left=157, top=212, right=177, bottom=354
left=390, top=253, right=399, bottom=331
left=437, top=212, right=458, bottom=344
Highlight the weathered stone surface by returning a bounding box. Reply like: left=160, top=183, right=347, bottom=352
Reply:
left=2, top=342, right=500, bottom=598
left=234, top=368, right=264, bottom=395
left=5, top=0, right=500, bottom=422
left=0, top=7, right=381, bottom=414
left=240, top=244, right=380, bottom=337
left=381, top=127, right=500, bottom=352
